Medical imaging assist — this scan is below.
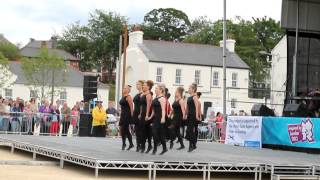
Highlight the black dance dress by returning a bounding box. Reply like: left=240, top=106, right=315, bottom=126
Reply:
left=140, top=94, right=152, bottom=152
left=133, top=93, right=142, bottom=150
left=119, top=96, right=133, bottom=150
left=186, top=95, right=196, bottom=151
left=151, top=96, right=167, bottom=155
left=170, top=100, right=184, bottom=149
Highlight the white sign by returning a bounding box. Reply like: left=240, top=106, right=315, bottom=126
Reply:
left=225, top=116, right=262, bottom=148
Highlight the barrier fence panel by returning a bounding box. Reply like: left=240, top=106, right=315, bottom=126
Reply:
left=0, top=112, right=79, bottom=136
left=197, top=121, right=226, bottom=142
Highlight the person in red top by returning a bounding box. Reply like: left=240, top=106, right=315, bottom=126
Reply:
left=215, top=112, right=223, bottom=140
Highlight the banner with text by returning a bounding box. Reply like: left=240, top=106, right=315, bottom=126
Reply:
left=262, top=117, right=320, bottom=149
left=225, top=116, right=262, bottom=148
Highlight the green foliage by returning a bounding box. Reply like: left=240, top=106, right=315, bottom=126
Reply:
left=0, top=42, right=20, bottom=60
left=184, top=16, right=284, bottom=82
left=21, top=48, right=67, bottom=101
left=58, top=10, right=126, bottom=83
left=142, top=8, right=191, bottom=41
left=0, top=52, right=13, bottom=88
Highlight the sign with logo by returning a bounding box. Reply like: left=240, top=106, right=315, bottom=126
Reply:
left=225, top=116, right=263, bottom=148
left=262, top=117, right=319, bottom=149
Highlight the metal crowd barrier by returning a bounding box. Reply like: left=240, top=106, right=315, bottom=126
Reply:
left=197, top=121, right=226, bottom=143
left=0, top=112, right=79, bottom=136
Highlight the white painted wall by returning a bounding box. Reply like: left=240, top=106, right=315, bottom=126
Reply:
left=270, top=36, right=287, bottom=116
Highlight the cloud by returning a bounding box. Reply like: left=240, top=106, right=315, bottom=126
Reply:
left=0, top=0, right=282, bottom=46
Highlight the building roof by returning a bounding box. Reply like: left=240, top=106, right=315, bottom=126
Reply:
left=0, top=34, right=14, bottom=45
left=20, top=39, right=79, bottom=61
left=20, top=47, right=79, bottom=61
left=9, top=61, right=84, bottom=87
left=138, top=40, right=249, bottom=69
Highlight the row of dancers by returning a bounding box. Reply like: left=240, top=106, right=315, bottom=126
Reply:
left=119, top=80, right=201, bottom=155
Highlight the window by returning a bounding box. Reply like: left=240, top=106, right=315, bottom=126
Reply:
left=231, top=99, right=237, bottom=108
left=4, top=89, right=12, bottom=99
left=156, top=67, right=163, bottom=83
left=213, top=71, right=219, bottom=86
left=30, top=90, right=38, bottom=99
left=232, top=73, right=238, bottom=87
left=60, top=91, right=67, bottom=104
left=175, top=69, right=182, bottom=84
left=195, top=70, right=201, bottom=85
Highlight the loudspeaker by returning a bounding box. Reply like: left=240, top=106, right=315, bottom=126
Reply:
left=251, top=104, right=275, bottom=116
left=83, top=75, right=98, bottom=102
left=283, top=103, right=308, bottom=117
left=79, top=113, right=92, bottom=137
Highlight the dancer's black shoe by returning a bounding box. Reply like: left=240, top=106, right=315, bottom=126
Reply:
left=152, top=149, right=157, bottom=155
left=177, top=145, right=185, bottom=150
left=145, top=145, right=152, bottom=153
left=170, top=141, right=174, bottom=149
left=136, top=146, right=140, bottom=152
left=159, top=148, right=168, bottom=155
left=127, top=144, right=134, bottom=151
left=187, top=144, right=194, bottom=152
left=122, top=144, right=126, bottom=151
left=140, top=146, right=145, bottom=153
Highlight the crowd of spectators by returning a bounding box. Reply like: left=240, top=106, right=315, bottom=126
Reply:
left=0, top=96, right=82, bottom=135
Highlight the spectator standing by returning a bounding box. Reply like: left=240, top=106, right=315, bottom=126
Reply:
left=92, top=101, right=107, bottom=137
left=50, top=105, right=60, bottom=136
left=23, top=102, right=33, bottom=134
left=61, top=102, right=71, bottom=135
left=106, top=101, right=117, bottom=116
left=11, top=102, right=21, bottom=132
left=71, top=105, right=79, bottom=134
left=39, top=100, right=52, bottom=134
left=1, top=100, right=11, bottom=131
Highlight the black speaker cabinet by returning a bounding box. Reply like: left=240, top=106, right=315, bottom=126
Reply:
left=283, top=103, right=308, bottom=117
left=251, top=104, right=275, bottom=116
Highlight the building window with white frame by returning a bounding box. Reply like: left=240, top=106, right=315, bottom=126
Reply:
left=156, top=67, right=163, bottom=83
left=232, top=73, right=238, bottom=88
left=30, top=90, right=38, bottom=99
left=4, top=89, right=12, bottom=99
left=60, top=91, right=67, bottom=104
left=231, top=98, right=237, bottom=108
left=195, top=70, right=201, bottom=85
left=213, top=71, right=219, bottom=86
left=175, top=69, right=182, bottom=84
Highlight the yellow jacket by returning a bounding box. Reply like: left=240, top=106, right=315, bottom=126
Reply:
left=92, top=106, right=107, bottom=126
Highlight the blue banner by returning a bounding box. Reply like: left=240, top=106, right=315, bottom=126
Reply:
left=262, top=117, right=320, bottom=149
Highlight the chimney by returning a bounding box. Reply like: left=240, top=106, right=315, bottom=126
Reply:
left=219, top=39, right=236, bottom=53
left=129, top=25, right=143, bottom=47
left=51, top=36, right=57, bottom=49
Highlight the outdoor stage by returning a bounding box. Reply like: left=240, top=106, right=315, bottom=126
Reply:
left=0, top=134, right=319, bottom=180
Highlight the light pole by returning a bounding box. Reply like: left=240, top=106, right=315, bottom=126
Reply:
left=222, top=0, right=227, bottom=117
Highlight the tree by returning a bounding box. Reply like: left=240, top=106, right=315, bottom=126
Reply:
left=58, top=10, right=126, bottom=83
left=142, top=8, right=191, bottom=41
left=58, top=22, right=95, bottom=71
left=88, top=10, right=126, bottom=83
left=0, top=52, right=16, bottom=89
left=184, top=16, right=284, bottom=82
left=21, top=48, right=67, bottom=102
left=0, top=42, right=20, bottom=60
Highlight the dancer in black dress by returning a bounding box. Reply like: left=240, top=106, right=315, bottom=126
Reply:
left=133, top=80, right=144, bottom=152
left=169, top=87, right=186, bottom=150
left=148, top=83, right=168, bottom=155
left=139, top=80, right=154, bottom=153
left=194, top=92, right=202, bottom=148
left=186, top=83, right=200, bottom=152
left=119, top=85, right=134, bottom=150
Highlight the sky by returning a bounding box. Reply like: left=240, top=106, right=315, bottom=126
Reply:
left=0, top=0, right=282, bottom=46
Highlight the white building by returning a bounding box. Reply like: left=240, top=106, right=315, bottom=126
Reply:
left=270, top=36, right=287, bottom=115
left=117, top=30, right=265, bottom=115
left=0, top=61, right=109, bottom=107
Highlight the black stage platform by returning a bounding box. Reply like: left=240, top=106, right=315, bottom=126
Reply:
left=0, top=134, right=319, bottom=180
